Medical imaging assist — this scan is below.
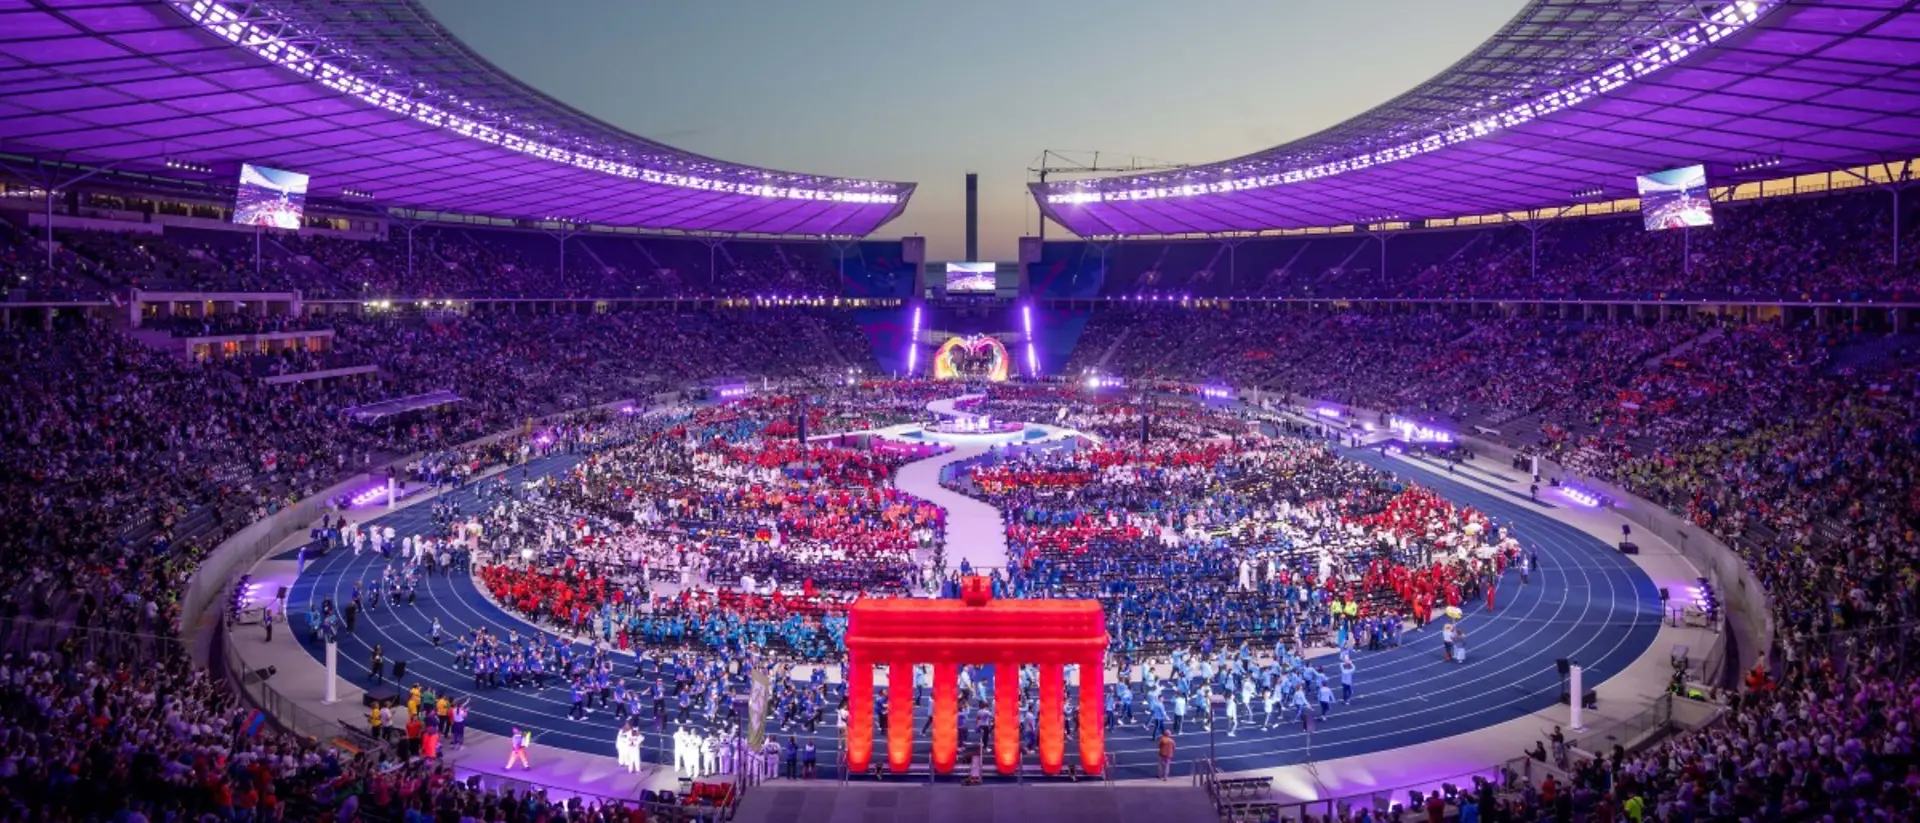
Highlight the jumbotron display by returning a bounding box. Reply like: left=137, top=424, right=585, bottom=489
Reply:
left=944, top=262, right=997, bottom=292
left=932, top=334, right=1010, bottom=381
left=1637, top=164, right=1713, bottom=231
left=233, top=163, right=310, bottom=230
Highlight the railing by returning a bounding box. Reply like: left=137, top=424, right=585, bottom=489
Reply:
left=1246, top=695, right=1679, bottom=821
left=218, top=628, right=391, bottom=755
left=0, top=616, right=184, bottom=669
left=450, top=760, right=735, bottom=822
left=1560, top=692, right=1676, bottom=761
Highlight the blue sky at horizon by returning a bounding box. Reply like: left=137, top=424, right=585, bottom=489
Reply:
left=420, top=0, right=1527, bottom=260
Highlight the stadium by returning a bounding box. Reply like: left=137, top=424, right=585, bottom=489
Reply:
left=0, top=0, right=1915, bottom=821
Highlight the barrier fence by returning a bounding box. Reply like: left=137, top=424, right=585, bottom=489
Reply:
left=0, top=616, right=184, bottom=669
left=1190, top=693, right=1681, bottom=822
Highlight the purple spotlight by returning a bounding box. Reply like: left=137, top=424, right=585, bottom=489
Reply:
left=1559, top=486, right=1604, bottom=508
left=1022, top=304, right=1040, bottom=378
left=905, top=304, right=923, bottom=375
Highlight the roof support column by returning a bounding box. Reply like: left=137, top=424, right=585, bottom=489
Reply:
left=0, top=157, right=118, bottom=276
left=1840, top=161, right=1913, bottom=274
left=537, top=219, right=582, bottom=293
left=388, top=211, right=435, bottom=296
left=699, top=238, right=727, bottom=289
left=1218, top=236, right=1247, bottom=291
left=827, top=239, right=861, bottom=296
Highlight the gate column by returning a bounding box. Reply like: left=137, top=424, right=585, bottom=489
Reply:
left=846, top=651, right=874, bottom=774
left=1079, top=654, right=1106, bottom=774
left=994, top=660, right=1021, bottom=774
left=931, top=662, right=959, bottom=773
left=1038, top=663, right=1066, bottom=775
left=886, top=660, right=915, bottom=773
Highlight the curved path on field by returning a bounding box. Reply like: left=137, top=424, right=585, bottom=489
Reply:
left=283, top=408, right=1659, bottom=780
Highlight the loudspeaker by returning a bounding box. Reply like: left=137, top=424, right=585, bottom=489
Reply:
left=1583, top=690, right=1599, bottom=709
left=363, top=684, right=400, bottom=707
left=1555, top=658, right=1571, bottom=676
left=393, top=660, right=408, bottom=681
left=1659, top=587, right=1670, bottom=602
left=276, top=586, right=290, bottom=600
left=1618, top=541, right=1640, bottom=555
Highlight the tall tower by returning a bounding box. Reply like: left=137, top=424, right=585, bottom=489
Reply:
left=964, top=172, right=979, bottom=261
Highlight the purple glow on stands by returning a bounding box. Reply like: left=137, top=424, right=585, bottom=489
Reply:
left=906, top=305, right=923, bottom=375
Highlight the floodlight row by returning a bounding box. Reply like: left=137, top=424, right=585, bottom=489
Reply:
left=172, top=0, right=903, bottom=205
left=1046, top=0, right=1768, bottom=206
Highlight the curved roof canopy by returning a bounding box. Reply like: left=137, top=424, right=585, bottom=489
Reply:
left=0, top=0, right=915, bottom=235
left=1033, top=0, right=1920, bottom=236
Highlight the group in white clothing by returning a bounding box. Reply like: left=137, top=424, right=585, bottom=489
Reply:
left=616, top=726, right=646, bottom=773
left=669, top=726, right=744, bottom=778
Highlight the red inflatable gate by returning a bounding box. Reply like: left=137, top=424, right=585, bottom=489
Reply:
left=844, top=576, right=1108, bottom=776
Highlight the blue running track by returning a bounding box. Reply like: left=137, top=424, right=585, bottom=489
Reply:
left=284, top=447, right=1659, bottom=779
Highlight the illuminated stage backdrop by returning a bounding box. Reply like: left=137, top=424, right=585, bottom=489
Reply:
left=932, top=334, right=1010, bottom=381
left=845, top=577, right=1108, bottom=776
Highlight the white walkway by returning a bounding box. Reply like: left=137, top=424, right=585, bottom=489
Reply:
left=892, top=444, right=1010, bottom=573
left=924, top=393, right=986, bottom=421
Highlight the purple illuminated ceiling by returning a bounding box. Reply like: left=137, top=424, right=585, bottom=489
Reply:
left=0, top=0, right=915, bottom=236
left=1033, top=0, right=1920, bottom=236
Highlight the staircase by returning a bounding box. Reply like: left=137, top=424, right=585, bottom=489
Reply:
left=1094, top=326, right=1133, bottom=372
left=1644, top=326, right=1722, bottom=368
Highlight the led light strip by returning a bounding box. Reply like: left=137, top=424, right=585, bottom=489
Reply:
left=172, top=0, right=901, bottom=205
left=1022, top=304, right=1040, bottom=378
left=905, top=305, right=922, bottom=375
left=1047, top=0, right=1770, bottom=205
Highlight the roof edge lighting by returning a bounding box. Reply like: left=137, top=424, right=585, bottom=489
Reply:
left=169, top=0, right=904, bottom=205
left=1043, top=0, right=1770, bottom=206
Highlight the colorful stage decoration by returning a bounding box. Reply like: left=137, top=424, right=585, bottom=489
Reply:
left=845, top=576, right=1108, bottom=776
left=932, top=334, right=1010, bottom=381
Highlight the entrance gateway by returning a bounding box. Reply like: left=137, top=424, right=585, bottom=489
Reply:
left=844, top=576, right=1109, bottom=775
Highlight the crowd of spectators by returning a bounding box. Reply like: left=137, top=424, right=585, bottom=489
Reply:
left=2, top=213, right=849, bottom=301
left=1076, top=300, right=1920, bottom=819
left=0, top=300, right=888, bottom=820
left=1, top=177, right=1918, bottom=820
left=8, top=181, right=1916, bottom=305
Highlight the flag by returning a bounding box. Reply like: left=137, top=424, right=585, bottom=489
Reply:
left=245, top=710, right=268, bottom=738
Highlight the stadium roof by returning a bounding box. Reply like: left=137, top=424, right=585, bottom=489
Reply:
left=1032, top=0, right=1920, bottom=237
left=0, top=0, right=915, bottom=236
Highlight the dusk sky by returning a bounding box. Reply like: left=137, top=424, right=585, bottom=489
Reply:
left=421, top=0, right=1527, bottom=260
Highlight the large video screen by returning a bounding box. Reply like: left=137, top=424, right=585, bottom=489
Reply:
left=944, top=262, right=997, bottom=292
left=232, top=163, right=310, bottom=230
left=1636, top=164, right=1712, bottom=231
